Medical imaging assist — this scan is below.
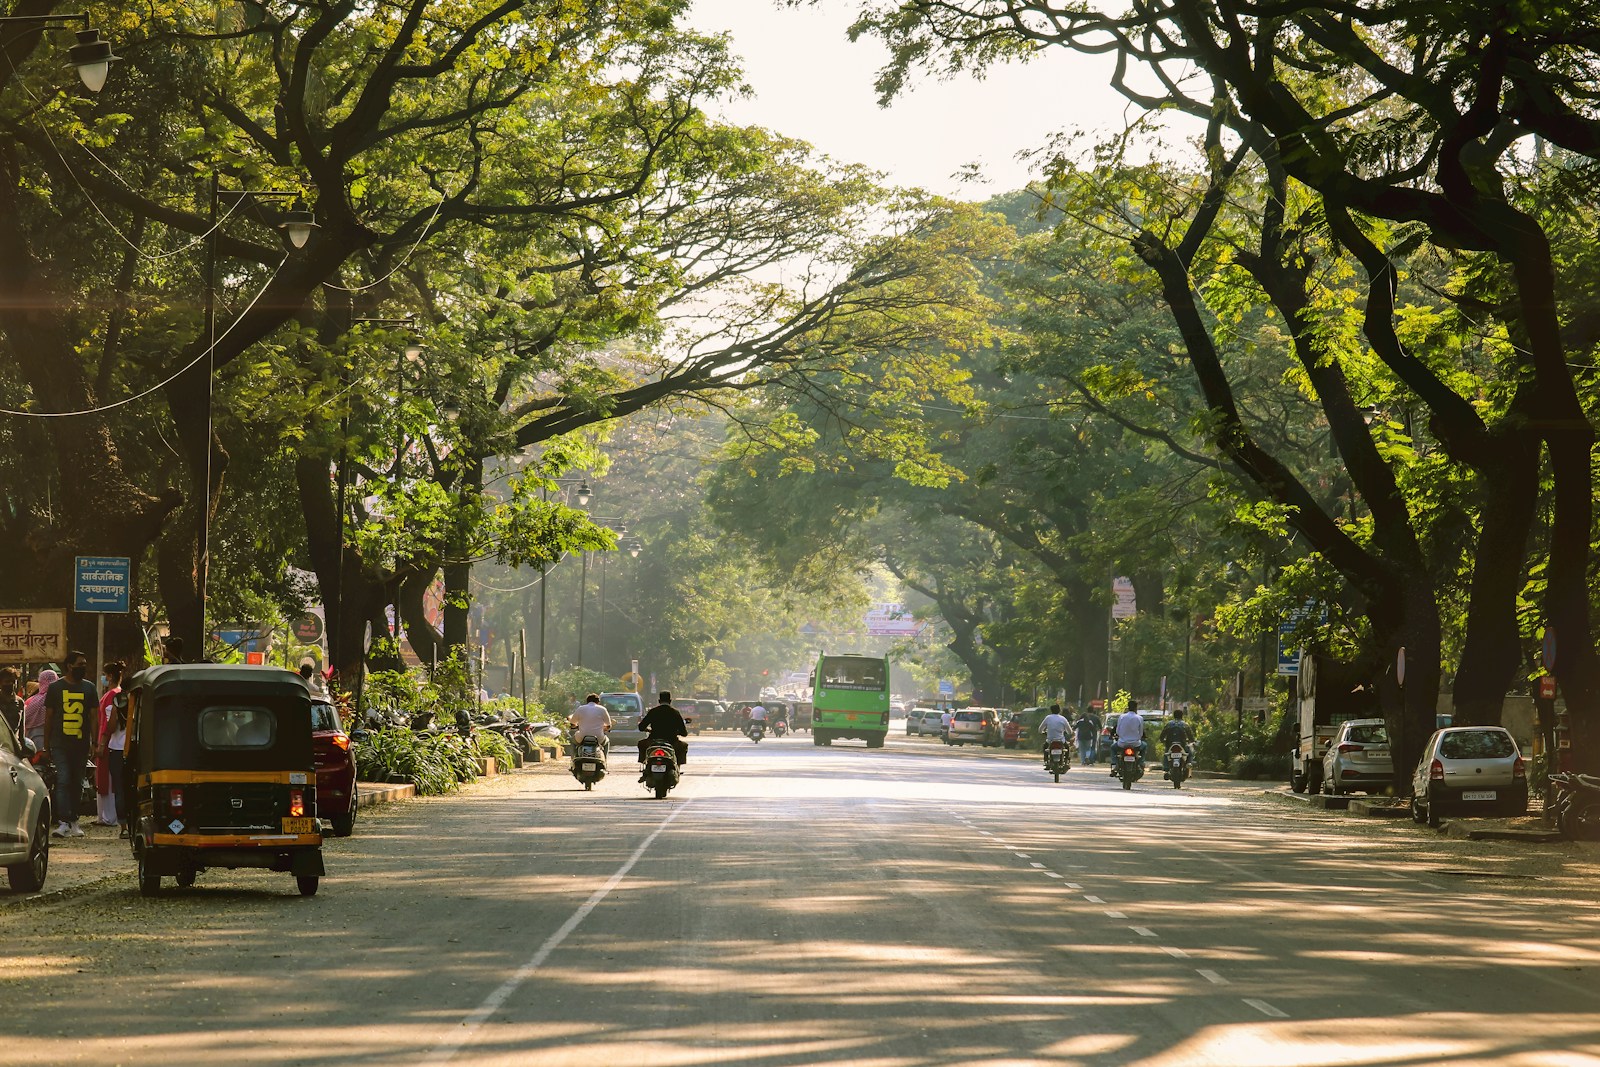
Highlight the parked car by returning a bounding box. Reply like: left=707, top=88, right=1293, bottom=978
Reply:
left=311, top=700, right=363, bottom=837
left=1321, top=717, right=1392, bottom=795
left=0, top=712, right=50, bottom=892
left=1410, top=726, right=1528, bottom=828
left=692, top=700, right=726, bottom=732
left=599, top=692, right=646, bottom=743
left=906, top=708, right=943, bottom=736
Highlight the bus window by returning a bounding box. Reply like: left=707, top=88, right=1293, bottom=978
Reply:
left=820, top=657, right=885, bottom=690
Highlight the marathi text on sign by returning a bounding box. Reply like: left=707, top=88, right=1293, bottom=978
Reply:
left=0, top=609, right=67, bottom=663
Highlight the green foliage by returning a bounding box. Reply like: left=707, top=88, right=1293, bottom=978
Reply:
left=353, top=729, right=461, bottom=796
left=540, top=667, right=623, bottom=719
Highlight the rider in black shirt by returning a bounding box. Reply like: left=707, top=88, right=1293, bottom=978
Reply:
left=1159, top=708, right=1195, bottom=774
left=637, top=691, right=688, bottom=777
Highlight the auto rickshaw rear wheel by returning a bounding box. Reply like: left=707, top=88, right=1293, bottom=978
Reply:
left=136, top=843, right=161, bottom=896
left=297, top=875, right=319, bottom=897
left=176, top=868, right=196, bottom=888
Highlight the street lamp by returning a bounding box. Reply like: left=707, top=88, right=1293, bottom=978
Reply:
left=198, top=181, right=316, bottom=644
left=0, top=14, right=119, bottom=93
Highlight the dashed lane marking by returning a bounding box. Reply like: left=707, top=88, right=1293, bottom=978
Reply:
left=1064, top=883, right=1082, bottom=890
left=1244, top=999, right=1288, bottom=1018
left=1162, top=946, right=1190, bottom=959
left=1131, top=926, right=1156, bottom=937
left=1105, top=910, right=1127, bottom=919
left=1084, top=895, right=1105, bottom=904
left=1030, top=862, right=1047, bottom=869
left=1198, top=970, right=1229, bottom=985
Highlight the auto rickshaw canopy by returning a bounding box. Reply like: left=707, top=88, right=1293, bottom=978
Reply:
left=126, top=664, right=314, bottom=773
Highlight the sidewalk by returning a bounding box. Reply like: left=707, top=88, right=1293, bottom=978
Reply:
left=7, top=780, right=423, bottom=902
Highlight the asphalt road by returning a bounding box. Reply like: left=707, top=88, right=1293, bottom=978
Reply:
left=5, top=734, right=1600, bottom=1066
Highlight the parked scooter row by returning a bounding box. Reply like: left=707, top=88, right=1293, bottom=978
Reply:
left=1549, top=772, right=1600, bottom=839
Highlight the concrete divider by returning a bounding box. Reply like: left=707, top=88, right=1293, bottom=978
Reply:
left=355, top=781, right=416, bottom=809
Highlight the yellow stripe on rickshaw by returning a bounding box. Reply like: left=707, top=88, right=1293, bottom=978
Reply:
left=140, top=770, right=305, bottom=786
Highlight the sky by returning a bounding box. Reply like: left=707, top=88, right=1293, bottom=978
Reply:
left=687, top=0, right=1136, bottom=199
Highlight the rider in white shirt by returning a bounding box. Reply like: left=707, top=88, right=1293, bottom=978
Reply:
left=1112, top=698, right=1146, bottom=774
left=568, top=694, right=613, bottom=752
left=749, top=704, right=768, bottom=721
left=1039, top=704, right=1071, bottom=765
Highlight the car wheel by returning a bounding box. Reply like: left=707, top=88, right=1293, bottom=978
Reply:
left=1426, top=791, right=1442, bottom=829
left=137, top=842, right=161, bottom=897
left=1291, top=771, right=1308, bottom=794
left=297, top=876, right=319, bottom=897
left=329, top=803, right=356, bottom=838
left=6, top=810, right=49, bottom=893
left=1410, top=795, right=1426, bottom=824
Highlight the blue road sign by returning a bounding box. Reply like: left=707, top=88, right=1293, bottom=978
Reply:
left=938, top=679, right=955, bottom=696
left=74, top=556, right=130, bottom=614
left=1277, top=622, right=1301, bottom=676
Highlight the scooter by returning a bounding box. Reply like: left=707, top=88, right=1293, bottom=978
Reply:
left=746, top=720, right=766, bottom=743
left=1549, top=772, right=1600, bottom=839
left=641, top=739, right=680, bottom=799
left=1113, top=742, right=1145, bottom=790
left=570, top=733, right=607, bottom=790
left=772, top=718, right=788, bottom=738
left=1043, top=739, right=1070, bottom=783
left=1164, top=743, right=1192, bottom=789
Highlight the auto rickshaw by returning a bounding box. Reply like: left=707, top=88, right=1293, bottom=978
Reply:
left=124, top=664, right=325, bottom=897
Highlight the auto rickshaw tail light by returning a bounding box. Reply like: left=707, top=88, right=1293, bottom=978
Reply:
left=169, top=787, right=184, bottom=809
left=289, top=789, right=305, bottom=817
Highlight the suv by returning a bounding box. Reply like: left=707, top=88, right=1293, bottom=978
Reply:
left=0, top=711, right=50, bottom=892
left=599, top=692, right=646, bottom=743
left=906, top=708, right=943, bottom=736
left=947, top=708, right=1001, bottom=747
left=311, top=700, right=362, bottom=837
left=1320, top=718, right=1392, bottom=796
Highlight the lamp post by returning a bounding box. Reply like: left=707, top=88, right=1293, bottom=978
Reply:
left=0, top=13, right=118, bottom=93
left=198, top=182, right=316, bottom=644
left=536, top=477, right=593, bottom=687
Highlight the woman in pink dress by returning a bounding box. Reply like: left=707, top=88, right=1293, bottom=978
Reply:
left=94, top=661, right=125, bottom=826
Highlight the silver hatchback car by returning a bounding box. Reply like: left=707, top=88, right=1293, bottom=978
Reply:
left=0, top=713, right=51, bottom=892
left=1321, top=718, right=1392, bottom=795
left=1410, top=726, right=1528, bottom=828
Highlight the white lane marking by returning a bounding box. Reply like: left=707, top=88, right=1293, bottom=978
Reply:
left=1198, top=969, right=1229, bottom=985
left=1030, top=862, right=1046, bottom=869
left=1104, top=910, right=1127, bottom=919
left=1044, top=872, right=1062, bottom=879
left=1162, top=946, right=1190, bottom=959
left=424, top=789, right=696, bottom=1061
left=1015, top=852, right=1030, bottom=859
left=1244, top=998, right=1288, bottom=1018
left=1084, top=895, right=1105, bottom=904
left=1131, top=926, right=1156, bottom=937
left=1064, top=883, right=1082, bottom=890
left=978, top=831, right=994, bottom=836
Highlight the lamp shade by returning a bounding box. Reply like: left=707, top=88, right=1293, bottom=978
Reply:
left=278, top=201, right=318, bottom=249
left=68, top=29, right=118, bottom=93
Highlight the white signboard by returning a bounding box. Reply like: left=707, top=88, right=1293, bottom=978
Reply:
left=0, top=609, right=66, bottom=663
left=1112, top=577, right=1137, bottom=620
left=865, top=603, right=921, bottom=637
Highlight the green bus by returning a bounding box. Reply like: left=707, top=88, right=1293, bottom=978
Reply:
left=811, top=653, right=890, bottom=748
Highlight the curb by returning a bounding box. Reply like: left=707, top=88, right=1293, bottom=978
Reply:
left=1348, top=798, right=1410, bottom=818
left=1443, top=821, right=1565, bottom=843
left=1260, top=788, right=1354, bottom=810
left=355, top=781, right=416, bottom=808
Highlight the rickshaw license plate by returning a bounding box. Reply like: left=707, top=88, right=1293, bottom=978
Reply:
left=282, top=817, right=316, bottom=834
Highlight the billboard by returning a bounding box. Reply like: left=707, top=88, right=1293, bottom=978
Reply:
left=865, top=602, right=922, bottom=637
left=0, top=609, right=66, bottom=664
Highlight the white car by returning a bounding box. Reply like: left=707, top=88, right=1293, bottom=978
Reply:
left=0, top=713, right=51, bottom=892
left=1321, top=718, right=1393, bottom=795
left=1410, top=726, right=1528, bottom=828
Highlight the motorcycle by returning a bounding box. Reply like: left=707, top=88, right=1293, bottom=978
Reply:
left=1549, top=772, right=1600, bottom=839
left=1113, top=742, right=1145, bottom=790
left=1164, top=743, right=1193, bottom=789
left=772, top=718, right=788, bottom=738
left=641, top=739, right=680, bottom=799
left=746, top=720, right=766, bottom=743
left=1043, top=739, right=1070, bottom=783
left=570, top=733, right=607, bottom=790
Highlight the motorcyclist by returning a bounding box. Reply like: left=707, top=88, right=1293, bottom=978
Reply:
left=637, top=691, right=688, bottom=780
left=1039, top=704, right=1071, bottom=766
left=1159, top=708, right=1195, bottom=777
left=1111, top=698, right=1146, bottom=776
left=568, top=693, right=612, bottom=754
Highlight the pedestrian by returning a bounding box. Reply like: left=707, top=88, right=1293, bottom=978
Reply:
left=940, top=707, right=954, bottom=744
left=94, top=660, right=126, bottom=827
left=22, top=667, right=57, bottom=750
left=1075, top=710, right=1100, bottom=765
left=43, top=651, right=97, bottom=838
left=161, top=635, right=184, bottom=664
left=298, top=661, right=329, bottom=700
left=0, top=666, right=21, bottom=735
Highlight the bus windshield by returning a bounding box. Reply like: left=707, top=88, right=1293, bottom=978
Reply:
left=819, top=657, right=885, bottom=691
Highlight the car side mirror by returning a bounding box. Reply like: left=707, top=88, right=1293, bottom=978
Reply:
left=20, top=736, right=37, bottom=758
left=350, top=730, right=370, bottom=743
